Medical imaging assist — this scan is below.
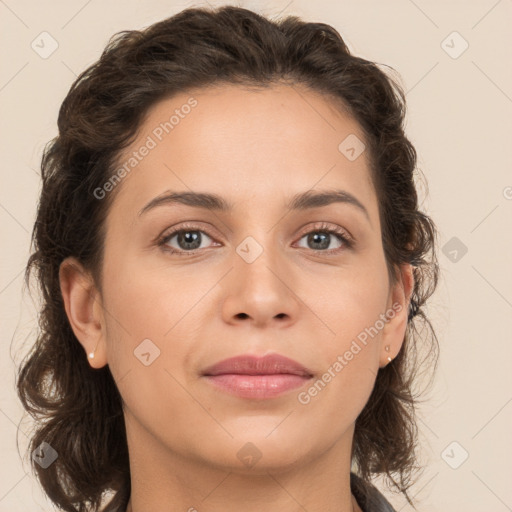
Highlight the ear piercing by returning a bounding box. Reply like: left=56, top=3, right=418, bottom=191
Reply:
left=385, top=344, right=392, bottom=363
left=88, top=341, right=100, bottom=359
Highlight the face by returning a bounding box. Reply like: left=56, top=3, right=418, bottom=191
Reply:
left=64, top=83, right=411, bottom=473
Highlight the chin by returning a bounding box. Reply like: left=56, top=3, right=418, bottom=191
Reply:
left=190, top=429, right=321, bottom=474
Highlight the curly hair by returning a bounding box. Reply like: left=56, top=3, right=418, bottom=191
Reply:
left=16, top=5, right=439, bottom=512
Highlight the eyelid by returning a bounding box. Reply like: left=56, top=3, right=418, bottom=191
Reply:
left=156, top=221, right=220, bottom=254
left=296, top=221, right=354, bottom=245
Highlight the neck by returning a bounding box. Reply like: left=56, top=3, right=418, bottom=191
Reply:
left=123, top=413, right=359, bottom=512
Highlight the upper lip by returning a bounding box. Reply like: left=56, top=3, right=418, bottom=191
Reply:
left=202, top=354, right=313, bottom=377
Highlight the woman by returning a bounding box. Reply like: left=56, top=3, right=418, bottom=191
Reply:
left=17, top=5, right=439, bottom=512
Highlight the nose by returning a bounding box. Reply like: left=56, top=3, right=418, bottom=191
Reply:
left=220, top=246, right=301, bottom=329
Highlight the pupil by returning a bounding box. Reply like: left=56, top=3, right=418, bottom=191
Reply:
left=310, top=232, right=329, bottom=250
left=179, top=231, right=201, bottom=250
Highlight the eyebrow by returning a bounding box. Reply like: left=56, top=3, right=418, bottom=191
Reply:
left=138, top=188, right=370, bottom=222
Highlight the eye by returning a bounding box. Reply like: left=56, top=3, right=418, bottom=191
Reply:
left=157, top=223, right=218, bottom=255
left=294, top=222, right=353, bottom=253
left=157, top=221, right=353, bottom=256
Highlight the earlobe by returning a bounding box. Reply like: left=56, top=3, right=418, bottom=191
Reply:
left=59, top=257, right=107, bottom=368
left=379, top=263, right=415, bottom=368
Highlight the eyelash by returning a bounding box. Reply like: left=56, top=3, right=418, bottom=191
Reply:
left=156, top=222, right=354, bottom=256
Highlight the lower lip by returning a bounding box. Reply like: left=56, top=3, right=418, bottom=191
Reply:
left=204, top=374, right=311, bottom=399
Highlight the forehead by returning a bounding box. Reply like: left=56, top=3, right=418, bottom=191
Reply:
left=108, top=83, right=376, bottom=221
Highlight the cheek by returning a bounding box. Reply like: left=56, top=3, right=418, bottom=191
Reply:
left=302, top=263, right=389, bottom=397
left=100, top=251, right=219, bottom=406
left=308, top=261, right=390, bottom=344
left=294, top=270, right=389, bottom=420
left=102, top=249, right=201, bottom=339
left=99, top=252, right=176, bottom=379
left=100, top=261, right=204, bottom=446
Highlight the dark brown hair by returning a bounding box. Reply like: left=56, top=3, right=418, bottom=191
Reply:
left=16, top=5, right=439, bottom=511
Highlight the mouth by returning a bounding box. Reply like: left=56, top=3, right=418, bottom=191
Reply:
left=201, top=353, right=313, bottom=399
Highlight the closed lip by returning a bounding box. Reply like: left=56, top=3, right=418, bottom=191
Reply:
left=201, top=353, right=313, bottom=377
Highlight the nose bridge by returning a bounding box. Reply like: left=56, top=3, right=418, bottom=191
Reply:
left=221, top=224, right=299, bottom=326
left=231, top=202, right=282, bottom=267
left=234, top=227, right=284, bottom=293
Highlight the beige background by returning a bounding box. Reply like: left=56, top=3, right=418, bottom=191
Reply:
left=1, top=0, right=511, bottom=510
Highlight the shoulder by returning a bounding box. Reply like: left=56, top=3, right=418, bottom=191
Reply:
left=350, top=472, right=397, bottom=512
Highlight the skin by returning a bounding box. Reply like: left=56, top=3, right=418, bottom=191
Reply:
left=60, top=83, right=413, bottom=512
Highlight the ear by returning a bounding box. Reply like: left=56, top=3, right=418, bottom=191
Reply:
left=59, top=257, right=108, bottom=369
left=379, top=263, right=415, bottom=368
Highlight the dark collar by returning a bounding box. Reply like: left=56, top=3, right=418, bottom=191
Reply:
left=350, top=472, right=397, bottom=512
